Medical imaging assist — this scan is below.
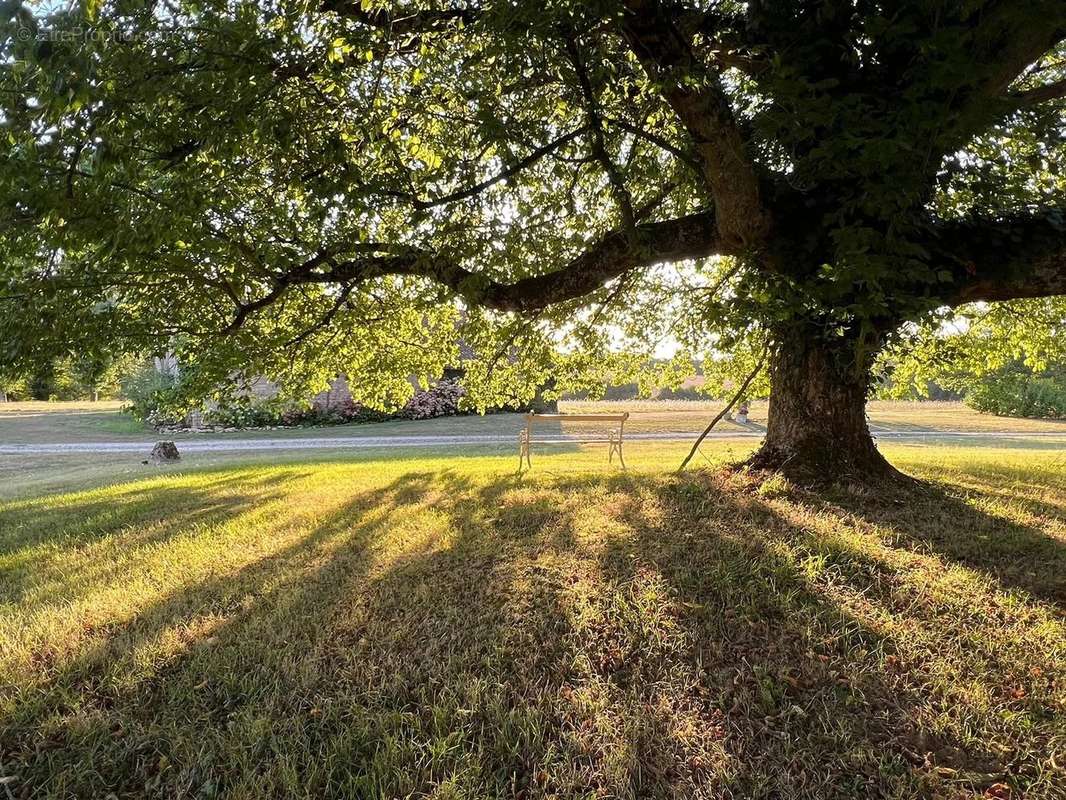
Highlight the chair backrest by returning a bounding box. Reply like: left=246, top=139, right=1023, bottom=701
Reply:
left=525, top=412, right=629, bottom=424
left=518, top=412, right=629, bottom=470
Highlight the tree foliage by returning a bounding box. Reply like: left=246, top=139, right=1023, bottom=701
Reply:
left=877, top=297, right=1066, bottom=416
left=1, top=1, right=1064, bottom=420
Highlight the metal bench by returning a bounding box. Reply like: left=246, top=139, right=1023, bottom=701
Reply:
left=518, top=412, right=629, bottom=470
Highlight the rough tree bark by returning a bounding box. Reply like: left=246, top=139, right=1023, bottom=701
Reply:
left=746, top=327, right=901, bottom=484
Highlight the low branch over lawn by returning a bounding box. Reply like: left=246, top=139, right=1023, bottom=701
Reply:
left=226, top=209, right=728, bottom=329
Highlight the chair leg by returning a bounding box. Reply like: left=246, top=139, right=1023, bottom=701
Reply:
left=608, top=429, right=626, bottom=469
left=608, top=429, right=618, bottom=466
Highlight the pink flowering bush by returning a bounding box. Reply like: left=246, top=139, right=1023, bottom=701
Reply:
left=146, top=379, right=472, bottom=429
left=399, top=379, right=467, bottom=419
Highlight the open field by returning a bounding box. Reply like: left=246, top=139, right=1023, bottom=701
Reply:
left=0, top=401, right=145, bottom=442
left=565, top=399, right=1066, bottom=433
left=1, top=438, right=1065, bottom=798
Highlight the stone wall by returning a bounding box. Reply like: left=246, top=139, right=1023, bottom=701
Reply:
left=311, top=375, right=353, bottom=409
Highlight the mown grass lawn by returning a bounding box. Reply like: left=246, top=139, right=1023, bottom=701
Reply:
left=1, top=445, right=1064, bottom=799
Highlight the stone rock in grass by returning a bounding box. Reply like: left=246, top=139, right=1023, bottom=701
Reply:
left=147, top=441, right=181, bottom=464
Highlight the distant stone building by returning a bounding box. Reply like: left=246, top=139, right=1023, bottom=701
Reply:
left=244, top=373, right=356, bottom=409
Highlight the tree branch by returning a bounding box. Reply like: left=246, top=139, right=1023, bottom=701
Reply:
left=407, top=125, right=589, bottom=210
left=1008, top=77, right=1066, bottom=106
left=926, top=212, right=1066, bottom=305
left=223, top=248, right=341, bottom=333
left=678, top=348, right=766, bottom=471
left=896, top=6, right=1065, bottom=155
left=224, top=210, right=729, bottom=330
left=972, top=7, right=1066, bottom=100
left=321, top=2, right=479, bottom=33
left=618, top=0, right=770, bottom=251
left=563, top=36, right=635, bottom=232
left=331, top=210, right=727, bottom=312
left=602, top=117, right=703, bottom=172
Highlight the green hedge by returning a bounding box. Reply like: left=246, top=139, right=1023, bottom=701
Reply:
left=966, top=373, right=1066, bottom=419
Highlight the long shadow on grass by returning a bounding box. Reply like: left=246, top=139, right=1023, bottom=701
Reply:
left=2, top=467, right=1060, bottom=798
left=821, top=470, right=1066, bottom=607
left=600, top=471, right=1065, bottom=795
left=5, top=469, right=563, bottom=797
left=0, top=469, right=315, bottom=606
left=0, top=473, right=448, bottom=796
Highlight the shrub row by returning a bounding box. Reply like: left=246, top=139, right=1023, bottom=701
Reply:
left=966, top=373, right=1066, bottom=419
left=141, top=378, right=471, bottom=430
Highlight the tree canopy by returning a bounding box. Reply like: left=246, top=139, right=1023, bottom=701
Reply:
left=1, top=0, right=1064, bottom=475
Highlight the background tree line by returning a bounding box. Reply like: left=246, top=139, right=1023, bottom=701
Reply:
left=0, top=351, right=139, bottom=402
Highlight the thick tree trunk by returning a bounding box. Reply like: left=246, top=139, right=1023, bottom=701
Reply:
left=747, top=330, right=903, bottom=484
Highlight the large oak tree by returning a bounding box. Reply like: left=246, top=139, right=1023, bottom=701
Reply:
left=1, top=0, right=1064, bottom=480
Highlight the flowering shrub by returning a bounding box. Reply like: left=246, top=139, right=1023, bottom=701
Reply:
left=399, top=379, right=466, bottom=419
left=143, top=408, right=186, bottom=428
left=202, top=404, right=280, bottom=429
left=214, top=399, right=392, bottom=428
left=301, top=400, right=391, bottom=426
left=144, top=379, right=471, bottom=430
